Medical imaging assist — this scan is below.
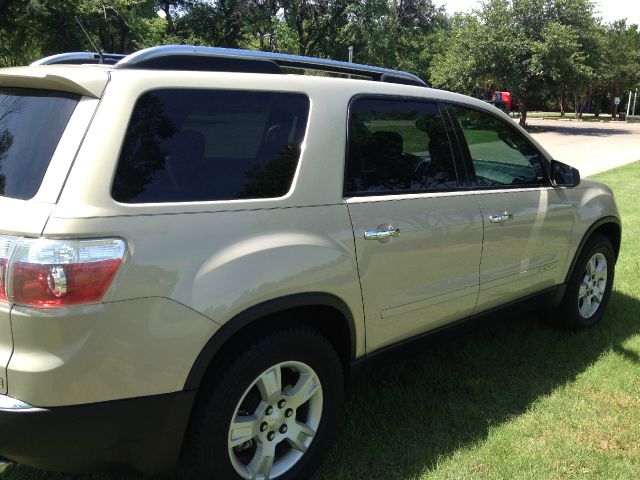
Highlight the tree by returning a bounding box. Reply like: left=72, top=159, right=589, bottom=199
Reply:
left=600, top=21, right=640, bottom=119
left=155, top=0, right=192, bottom=34
left=430, top=0, right=604, bottom=126
left=280, top=0, right=351, bottom=57
left=244, top=0, right=282, bottom=51
left=0, top=0, right=167, bottom=66
left=429, top=14, right=485, bottom=94
left=536, top=22, right=593, bottom=117
left=338, top=0, right=447, bottom=77
left=0, top=1, right=41, bottom=66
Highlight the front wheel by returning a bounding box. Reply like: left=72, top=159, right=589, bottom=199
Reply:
left=557, top=234, right=615, bottom=329
left=182, top=326, right=344, bottom=480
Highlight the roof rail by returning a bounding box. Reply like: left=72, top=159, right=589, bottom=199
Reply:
left=113, top=45, right=427, bottom=87
left=31, top=52, right=126, bottom=66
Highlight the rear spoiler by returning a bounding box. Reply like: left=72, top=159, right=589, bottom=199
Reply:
left=0, top=66, right=108, bottom=98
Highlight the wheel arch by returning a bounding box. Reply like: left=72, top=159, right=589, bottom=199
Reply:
left=184, top=292, right=357, bottom=391
left=564, top=216, right=621, bottom=283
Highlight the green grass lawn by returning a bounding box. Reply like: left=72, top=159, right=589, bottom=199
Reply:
left=526, top=111, right=639, bottom=123
left=3, top=161, right=640, bottom=480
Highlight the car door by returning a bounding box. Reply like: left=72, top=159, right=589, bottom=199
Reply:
left=446, top=105, right=575, bottom=312
left=345, top=97, right=483, bottom=352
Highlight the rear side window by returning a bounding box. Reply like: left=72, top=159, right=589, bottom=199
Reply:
left=0, top=88, right=80, bottom=200
left=346, top=98, right=457, bottom=195
left=112, top=89, right=309, bottom=203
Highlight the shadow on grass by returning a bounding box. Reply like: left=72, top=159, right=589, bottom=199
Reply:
left=3, top=291, right=639, bottom=480
left=315, top=289, right=640, bottom=479
left=524, top=124, right=631, bottom=136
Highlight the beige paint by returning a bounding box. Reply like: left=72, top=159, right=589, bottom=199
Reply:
left=0, top=198, right=53, bottom=237
left=474, top=187, right=575, bottom=311
left=44, top=205, right=365, bottom=361
left=564, top=180, right=620, bottom=270
left=0, top=65, right=109, bottom=98
left=347, top=192, right=483, bottom=350
left=8, top=297, right=218, bottom=407
left=0, top=307, right=11, bottom=395
left=0, top=63, right=621, bottom=408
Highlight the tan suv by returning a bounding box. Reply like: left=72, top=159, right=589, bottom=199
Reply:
left=0, top=46, right=621, bottom=479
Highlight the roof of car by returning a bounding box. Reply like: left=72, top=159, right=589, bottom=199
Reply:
left=30, top=45, right=427, bottom=88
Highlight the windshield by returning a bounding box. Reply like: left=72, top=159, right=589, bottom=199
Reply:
left=0, top=87, right=80, bottom=200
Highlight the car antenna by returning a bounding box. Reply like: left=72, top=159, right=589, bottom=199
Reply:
left=74, top=16, right=105, bottom=64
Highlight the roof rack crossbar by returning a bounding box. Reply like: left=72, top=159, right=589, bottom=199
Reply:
left=31, top=52, right=126, bottom=66
left=113, top=45, right=427, bottom=87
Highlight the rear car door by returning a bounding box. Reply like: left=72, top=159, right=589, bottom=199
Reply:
left=345, top=97, right=483, bottom=352
left=446, top=105, right=575, bottom=312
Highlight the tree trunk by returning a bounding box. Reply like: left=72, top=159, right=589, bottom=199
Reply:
left=559, top=85, right=566, bottom=117
left=582, top=86, right=592, bottom=119
left=295, top=19, right=307, bottom=56
left=612, top=86, right=621, bottom=120
left=519, top=95, right=528, bottom=127
left=162, top=4, right=175, bottom=35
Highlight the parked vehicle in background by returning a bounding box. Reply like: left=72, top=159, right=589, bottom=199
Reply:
left=478, top=89, right=513, bottom=113
left=492, top=90, right=513, bottom=112
left=0, top=46, right=621, bottom=479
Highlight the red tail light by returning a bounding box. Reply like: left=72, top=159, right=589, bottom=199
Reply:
left=0, top=237, right=126, bottom=309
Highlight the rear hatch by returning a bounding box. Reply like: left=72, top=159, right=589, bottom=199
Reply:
left=0, top=66, right=108, bottom=394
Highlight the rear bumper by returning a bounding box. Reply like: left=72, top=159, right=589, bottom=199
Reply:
left=0, top=390, right=196, bottom=475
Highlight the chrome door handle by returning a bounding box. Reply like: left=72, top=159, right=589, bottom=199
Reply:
left=364, top=226, right=401, bottom=240
left=489, top=212, right=514, bottom=224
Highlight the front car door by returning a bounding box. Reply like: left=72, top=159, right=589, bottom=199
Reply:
left=345, top=97, right=483, bottom=352
left=446, top=105, right=575, bottom=312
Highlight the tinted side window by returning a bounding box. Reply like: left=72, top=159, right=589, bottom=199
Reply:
left=449, top=107, right=544, bottom=187
left=346, top=99, right=457, bottom=194
left=112, top=90, right=309, bottom=203
left=0, top=88, right=80, bottom=200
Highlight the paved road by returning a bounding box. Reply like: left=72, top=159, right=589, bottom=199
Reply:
left=523, top=118, right=640, bottom=177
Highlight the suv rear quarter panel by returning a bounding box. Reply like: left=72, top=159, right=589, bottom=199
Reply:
left=8, top=298, right=216, bottom=406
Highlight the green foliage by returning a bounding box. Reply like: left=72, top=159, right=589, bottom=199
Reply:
left=0, top=0, right=638, bottom=123
left=599, top=21, right=640, bottom=114
left=429, top=0, right=638, bottom=125
left=429, top=14, right=483, bottom=94
left=0, top=0, right=171, bottom=65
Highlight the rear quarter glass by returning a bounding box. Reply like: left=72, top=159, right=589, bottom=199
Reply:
left=110, top=89, right=310, bottom=203
left=0, top=87, right=80, bottom=199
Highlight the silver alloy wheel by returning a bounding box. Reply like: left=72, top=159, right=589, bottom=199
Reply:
left=228, top=361, right=323, bottom=480
left=578, top=252, right=608, bottom=319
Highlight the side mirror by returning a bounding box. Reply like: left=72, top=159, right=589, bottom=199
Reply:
left=551, top=160, right=580, bottom=187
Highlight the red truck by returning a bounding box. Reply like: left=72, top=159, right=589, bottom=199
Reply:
left=492, top=91, right=512, bottom=112
left=478, top=89, right=513, bottom=113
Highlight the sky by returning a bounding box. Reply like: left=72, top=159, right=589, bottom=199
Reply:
left=435, top=0, right=640, bottom=26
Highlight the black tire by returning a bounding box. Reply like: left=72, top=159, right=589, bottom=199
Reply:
left=557, top=234, right=615, bottom=329
left=181, top=326, right=343, bottom=480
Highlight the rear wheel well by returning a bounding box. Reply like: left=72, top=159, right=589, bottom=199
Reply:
left=195, top=304, right=354, bottom=390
